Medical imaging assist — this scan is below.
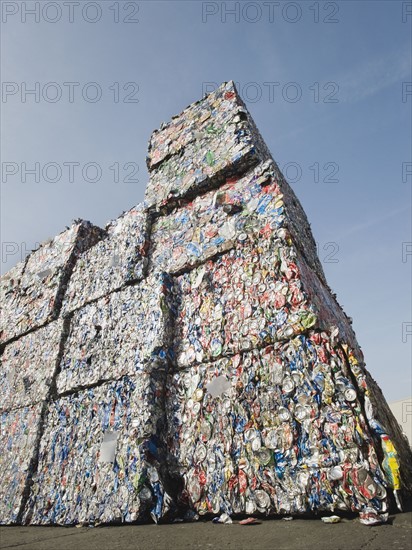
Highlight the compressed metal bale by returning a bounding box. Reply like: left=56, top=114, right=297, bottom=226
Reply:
left=0, top=222, right=103, bottom=345
left=149, top=159, right=325, bottom=285
left=149, top=160, right=282, bottom=273
left=0, top=404, right=44, bottom=524
left=62, top=204, right=150, bottom=315
left=57, top=273, right=174, bottom=394
left=172, top=228, right=357, bottom=369
left=145, top=81, right=270, bottom=209
left=0, top=320, right=65, bottom=411
left=23, top=373, right=171, bottom=525
left=166, top=333, right=391, bottom=518
left=146, top=80, right=324, bottom=282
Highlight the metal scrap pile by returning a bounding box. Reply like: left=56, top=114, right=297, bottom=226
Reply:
left=1, top=81, right=411, bottom=526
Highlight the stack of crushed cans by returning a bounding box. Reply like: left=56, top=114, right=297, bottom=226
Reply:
left=0, top=222, right=104, bottom=345
left=1, top=82, right=411, bottom=527
left=61, top=204, right=150, bottom=314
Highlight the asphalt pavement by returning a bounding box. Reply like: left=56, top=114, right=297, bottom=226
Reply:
left=1, top=512, right=411, bottom=550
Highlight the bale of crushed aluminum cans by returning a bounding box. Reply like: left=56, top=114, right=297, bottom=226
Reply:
left=23, top=374, right=171, bottom=525
left=57, top=274, right=173, bottom=394
left=149, top=159, right=324, bottom=283
left=145, top=81, right=270, bottom=210
left=62, top=205, right=150, bottom=315
left=0, top=221, right=103, bottom=345
left=0, top=320, right=65, bottom=411
left=172, top=232, right=357, bottom=369
left=149, top=160, right=282, bottom=273
left=0, top=404, right=44, bottom=524
left=166, top=333, right=390, bottom=522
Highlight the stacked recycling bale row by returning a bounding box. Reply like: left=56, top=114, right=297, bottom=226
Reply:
left=23, top=372, right=169, bottom=525
left=20, top=208, right=175, bottom=525
left=14, top=80, right=270, bottom=525
left=145, top=81, right=412, bottom=524
left=0, top=323, right=64, bottom=524
left=0, top=208, right=176, bottom=525
left=0, top=222, right=103, bottom=524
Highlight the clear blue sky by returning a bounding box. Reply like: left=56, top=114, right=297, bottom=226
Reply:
left=1, top=1, right=411, bottom=401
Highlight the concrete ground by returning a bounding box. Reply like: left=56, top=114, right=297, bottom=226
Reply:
left=1, top=512, right=411, bottom=550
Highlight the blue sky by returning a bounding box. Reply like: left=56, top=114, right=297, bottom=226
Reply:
left=1, top=0, right=411, bottom=401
